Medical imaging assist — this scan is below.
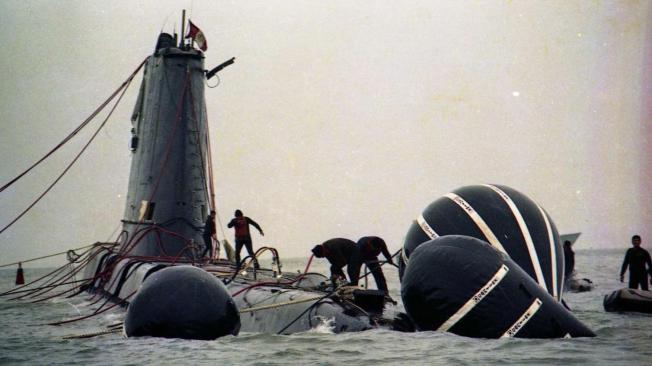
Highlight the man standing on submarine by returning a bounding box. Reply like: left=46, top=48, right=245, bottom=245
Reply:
left=228, top=209, right=264, bottom=269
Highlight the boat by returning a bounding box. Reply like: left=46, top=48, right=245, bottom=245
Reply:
left=604, top=288, right=652, bottom=314
left=560, top=232, right=581, bottom=246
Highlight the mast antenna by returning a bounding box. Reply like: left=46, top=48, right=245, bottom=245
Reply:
left=180, top=9, right=186, bottom=48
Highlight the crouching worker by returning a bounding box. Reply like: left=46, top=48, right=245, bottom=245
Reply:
left=356, top=236, right=394, bottom=295
left=312, top=238, right=361, bottom=287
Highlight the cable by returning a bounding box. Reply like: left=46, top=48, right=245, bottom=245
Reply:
left=275, top=291, right=335, bottom=335
left=0, top=69, right=138, bottom=235
left=0, top=58, right=147, bottom=193
left=0, top=242, right=114, bottom=268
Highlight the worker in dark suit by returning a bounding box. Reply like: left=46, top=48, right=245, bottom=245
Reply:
left=201, top=210, right=217, bottom=260
left=312, top=238, right=361, bottom=286
left=620, top=235, right=652, bottom=290
left=355, top=236, right=394, bottom=294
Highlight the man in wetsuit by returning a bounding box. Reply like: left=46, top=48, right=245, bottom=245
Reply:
left=311, top=238, right=361, bottom=286
left=228, top=209, right=264, bottom=269
left=620, top=235, right=652, bottom=290
left=201, top=210, right=217, bottom=260
left=354, top=236, right=394, bottom=295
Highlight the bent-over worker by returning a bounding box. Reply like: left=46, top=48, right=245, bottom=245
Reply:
left=312, top=238, right=361, bottom=286
left=355, top=236, right=394, bottom=294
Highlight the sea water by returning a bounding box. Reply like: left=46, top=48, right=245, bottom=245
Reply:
left=1, top=248, right=650, bottom=365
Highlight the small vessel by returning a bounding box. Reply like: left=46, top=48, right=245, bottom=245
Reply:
left=604, top=288, right=652, bottom=314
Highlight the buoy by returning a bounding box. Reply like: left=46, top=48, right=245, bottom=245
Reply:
left=401, top=236, right=595, bottom=338
left=124, top=265, right=241, bottom=340
left=15, top=262, right=25, bottom=285
left=399, top=184, right=564, bottom=301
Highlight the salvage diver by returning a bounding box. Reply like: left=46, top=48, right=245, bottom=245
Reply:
left=202, top=210, right=217, bottom=261
left=620, top=234, right=652, bottom=290
left=563, top=240, right=575, bottom=277
left=311, top=238, right=361, bottom=287
left=228, top=209, right=264, bottom=269
left=355, top=236, right=395, bottom=295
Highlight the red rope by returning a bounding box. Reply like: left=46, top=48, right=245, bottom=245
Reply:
left=204, top=101, right=216, bottom=210
left=0, top=64, right=141, bottom=235
left=0, top=58, right=147, bottom=194
left=230, top=249, right=315, bottom=298
left=187, top=85, right=211, bottom=212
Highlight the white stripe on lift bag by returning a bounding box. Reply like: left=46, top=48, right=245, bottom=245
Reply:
left=501, top=298, right=543, bottom=338
left=438, top=264, right=510, bottom=332
left=444, top=193, right=507, bottom=254
left=482, top=184, right=548, bottom=292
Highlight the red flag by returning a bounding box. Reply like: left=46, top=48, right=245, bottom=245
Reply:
left=186, top=20, right=207, bottom=51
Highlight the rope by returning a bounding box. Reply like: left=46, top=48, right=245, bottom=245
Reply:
left=276, top=291, right=334, bottom=334
left=238, top=295, right=325, bottom=313
left=0, top=68, right=139, bottom=235
left=62, top=328, right=122, bottom=340
left=0, top=242, right=116, bottom=268
left=46, top=290, right=135, bottom=326
left=0, top=278, right=90, bottom=296
left=187, top=85, right=211, bottom=216
left=204, top=101, right=224, bottom=240
left=1, top=245, right=102, bottom=298
left=0, top=58, right=148, bottom=194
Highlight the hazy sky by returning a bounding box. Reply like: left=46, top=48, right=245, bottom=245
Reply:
left=1, top=1, right=650, bottom=267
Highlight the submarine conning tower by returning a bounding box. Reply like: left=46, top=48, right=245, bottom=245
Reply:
left=119, top=33, right=210, bottom=259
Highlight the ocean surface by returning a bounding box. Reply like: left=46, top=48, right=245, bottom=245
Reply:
left=1, top=248, right=650, bottom=365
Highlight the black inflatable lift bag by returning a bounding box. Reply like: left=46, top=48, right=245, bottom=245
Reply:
left=125, top=265, right=241, bottom=340
left=400, top=184, right=564, bottom=302
left=401, top=235, right=595, bottom=338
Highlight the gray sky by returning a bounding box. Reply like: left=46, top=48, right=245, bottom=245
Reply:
left=1, top=1, right=650, bottom=267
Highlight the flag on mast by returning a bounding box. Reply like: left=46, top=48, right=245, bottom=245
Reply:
left=186, top=20, right=207, bottom=51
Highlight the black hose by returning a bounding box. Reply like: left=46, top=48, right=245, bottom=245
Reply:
left=276, top=291, right=335, bottom=335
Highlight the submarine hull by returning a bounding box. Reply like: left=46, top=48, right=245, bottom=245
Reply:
left=82, top=247, right=377, bottom=336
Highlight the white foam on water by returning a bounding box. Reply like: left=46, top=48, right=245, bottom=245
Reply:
left=307, top=316, right=335, bottom=334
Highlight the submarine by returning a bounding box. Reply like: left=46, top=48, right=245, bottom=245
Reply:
left=75, top=15, right=389, bottom=339
left=0, top=14, right=388, bottom=340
